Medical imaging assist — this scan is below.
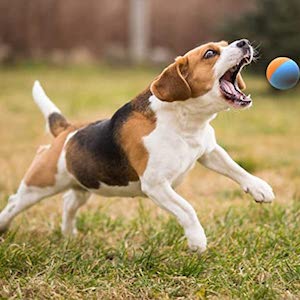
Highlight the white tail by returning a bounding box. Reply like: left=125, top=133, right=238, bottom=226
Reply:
left=32, top=81, right=61, bottom=121
left=32, top=80, right=67, bottom=135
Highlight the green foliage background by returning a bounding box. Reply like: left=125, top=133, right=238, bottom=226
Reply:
left=221, top=0, right=300, bottom=70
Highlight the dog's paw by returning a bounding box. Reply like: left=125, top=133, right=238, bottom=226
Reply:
left=242, top=176, right=275, bottom=203
left=187, top=232, right=207, bottom=254
left=61, top=225, right=78, bottom=237
left=188, top=242, right=207, bottom=254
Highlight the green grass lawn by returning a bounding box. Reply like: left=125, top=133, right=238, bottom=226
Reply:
left=0, top=63, right=300, bottom=299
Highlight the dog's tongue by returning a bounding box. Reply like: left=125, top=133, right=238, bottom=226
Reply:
left=220, top=79, right=244, bottom=99
left=221, top=80, right=235, bottom=94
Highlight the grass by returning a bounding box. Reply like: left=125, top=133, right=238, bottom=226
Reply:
left=0, top=62, right=300, bottom=299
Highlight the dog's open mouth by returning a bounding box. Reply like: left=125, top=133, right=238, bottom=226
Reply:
left=219, top=57, right=252, bottom=108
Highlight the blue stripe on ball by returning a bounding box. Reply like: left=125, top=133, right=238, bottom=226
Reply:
left=270, top=60, right=300, bottom=90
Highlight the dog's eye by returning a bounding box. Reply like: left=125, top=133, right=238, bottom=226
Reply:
left=204, top=49, right=217, bottom=59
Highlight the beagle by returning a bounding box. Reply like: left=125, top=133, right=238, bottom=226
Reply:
left=0, top=39, right=275, bottom=253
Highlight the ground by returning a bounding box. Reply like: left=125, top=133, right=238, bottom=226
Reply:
left=0, top=62, right=299, bottom=299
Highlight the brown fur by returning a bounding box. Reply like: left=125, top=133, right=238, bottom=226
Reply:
left=119, top=111, right=156, bottom=176
left=119, top=88, right=156, bottom=177
left=151, top=41, right=246, bottom=101
left=24, top=127, right=75, bottom=187
left=150, top=57, right=191, bottom=102
left=48, top=112, right=70, bottom=137
left=184, top=42, right=224, bottom=97
left=131, top=88, right=154, bottom=117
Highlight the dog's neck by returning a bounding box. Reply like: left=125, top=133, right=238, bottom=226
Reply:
left=148, top=95, right=217, bottom=135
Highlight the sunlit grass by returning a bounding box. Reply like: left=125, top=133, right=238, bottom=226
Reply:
left=1, top=200, right=299, bottom=299
left=0, top=63, right=299, bottom=299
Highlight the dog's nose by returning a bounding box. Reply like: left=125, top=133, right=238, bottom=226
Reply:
left=236, top=39, right=250, bottom=48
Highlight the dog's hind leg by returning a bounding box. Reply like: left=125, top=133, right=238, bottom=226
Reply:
left=61, top=189, right=90, bottom=236
left=0, top=129, right=75, bottom=233
left=0, top=181, right=68, bottom=233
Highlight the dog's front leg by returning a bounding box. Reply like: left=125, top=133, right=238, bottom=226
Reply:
left=141, top=180, right=207, bottom=253
left=199, top=145, right=275, bottom=203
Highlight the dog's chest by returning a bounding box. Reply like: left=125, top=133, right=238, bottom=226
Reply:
left=143, top=114, right=215, bottom=185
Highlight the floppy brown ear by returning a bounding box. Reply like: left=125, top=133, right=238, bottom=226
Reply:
left=218, top=40, right=228, bottom=47
left=237, top=73, right=246, bottom=90
left=150, top=56, right=191, bottom=102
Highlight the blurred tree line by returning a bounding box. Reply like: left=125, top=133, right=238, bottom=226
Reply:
left=221, top=0, right=300, bottom=70
left=0, top=0, right=299, bottom=68
left=0, top=0, right=254, bottom=64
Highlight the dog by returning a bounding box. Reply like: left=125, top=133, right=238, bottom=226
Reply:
left=0, top=39, right=275, bottom=253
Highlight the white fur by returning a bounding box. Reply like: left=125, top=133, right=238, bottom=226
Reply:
left=0, top=182, right=63, bottom=233
left=143, top=95, right=218, bottom=188
left=90, top=181, right=143, bottom=197
left=32, top=81, right=61, bottom=118
left=199, top=145, right=274, bottom=203
left=61, top=189, right=90, bottom=236
left=138, top=41, right=273, bottom=253
left=214, top=40, right=254, bottom=79
left=140, top=95, right=218, bottom=253
left=140, top=90, right=274, bottom=253
left=32, top=81, right=61, bottom=132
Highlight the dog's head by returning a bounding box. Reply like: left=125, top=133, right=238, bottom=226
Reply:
left=150, top=39, right=253, bottom=111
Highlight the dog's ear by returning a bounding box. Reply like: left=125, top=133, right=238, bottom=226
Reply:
left=237, top=73, right=246, bottom=90
left=150, top=56, right=191, bottom=102
left=218, top=40, right=228, bottom=47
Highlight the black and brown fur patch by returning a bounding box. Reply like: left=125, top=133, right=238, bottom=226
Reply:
left=65, top=88, right=156, bottom=189
left=119, top=89, right=156, bottom=177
